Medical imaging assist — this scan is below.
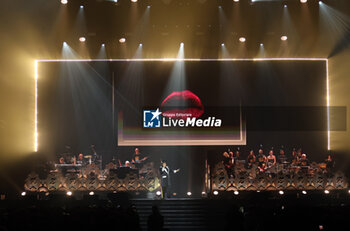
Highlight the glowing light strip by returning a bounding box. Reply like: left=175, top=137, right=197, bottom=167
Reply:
left=36, top=58, right=328, bottom=62
left=34, top=58, right=330, bottom=151
left=326, top=59, right=330, bottom=150
left=34, top=60, right=38, bottom=152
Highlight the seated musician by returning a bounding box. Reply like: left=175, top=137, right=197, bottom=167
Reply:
left=76, top=153, right=86, bottom=166
left=266, top=149, right=276, bottom=176
left=291, top=148, right=299, bottom=165
left=223, top=151, right=235, bottom=178
left=59, top=157, right=65, bottom=164
left=296, top=148, right=303, bottom=162
left=278, top=148, right=287, bottom=164
left=256, top=148, right=266, bottom=168
left=258, top=162, right=267, bottom=174
left=245, top=150, right=256, bottom=169
left=58, top=157, right=68, bottom=175
left=299, top=154, right=310, bottom=173
left=325, top=155, right=335, bottom=174
left=125, top=160, right=132, bottom=168
left=234, top=148, right=240, bottom=160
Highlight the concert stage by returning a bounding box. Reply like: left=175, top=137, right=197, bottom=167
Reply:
left=2, top=0, right=350, bottom=231
left=24, top=160, right=347, bottom=197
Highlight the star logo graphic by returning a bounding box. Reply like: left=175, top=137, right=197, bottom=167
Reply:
left=150, top=108, right=162, bottom=121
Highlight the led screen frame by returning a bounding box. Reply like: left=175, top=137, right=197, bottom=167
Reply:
left=34, top=58, right=329, bottom=150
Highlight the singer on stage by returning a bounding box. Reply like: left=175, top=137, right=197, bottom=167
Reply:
left=159, top=161, right=179, bottom=199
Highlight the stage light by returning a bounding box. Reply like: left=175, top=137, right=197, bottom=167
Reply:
left=66, top=191, right=72, bottom=196
left=221, top=43, right=224, bottom=46
left=102, top=43, right=105, bottom=47
left=234, top=0, right=239, bottom=2
left=239, top=37, right=246, bottom=43
left=187, top=192, right=192, bottom=196
left=260, top=43, right=264, bottom=46
left=61, top=0, right=68, bottom=4
left=21, top=192, right=26, bottom=196
left=80, top=5, right=84, bottom=9
left=79, top=37, right=86, bottom=42
left=202, top=191, right=206, bottom=195
left=257, top=190, right=260, bottom=193
left=279, top=190, right=284, bottom=195
left=300, top=0, right=307, bottom=3
left=180, top=42, right=184, bottom=46
left=284, top=4, right=287, bottom=8
left=89, top=191, right=94, bottom=196
left=281, top=35, right=288, bottom=41
left=218, top=6, right=222, bottom=9
left=213, top=191, right=218, bottom=195
left=119, top=38, right=126, bottom=43
left=302, top=190, right=307, bottom=195
left=319, top=1, right=322, bottom=5
left=324, top=190, right=330, bottom=194
left=348, top=189, right=350, bottom=194
left=114, top=0, right=118, bottom=2
left=139, top=43, right=142, bottom=47
left=147, top=5, right=151, bottom=8
left=156, top=191, right=161, bottom=196
left=234, top=191, right=239, bottom=195
left=131, top=0, right=138, bottom=2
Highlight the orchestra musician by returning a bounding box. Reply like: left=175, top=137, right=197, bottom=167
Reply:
left=223, top=151, right=235, bottom=178
left=291, top=148, right=299, bottom=165
left=132, top=148, right=148, bottom=169
left=245, top=150, right=256, bottom=170
left=296, top=148, right=303, bottom=163
left=57, top=157, right=67, bottom=175
left=256, top=148, right=266, bottom=168
left=76, top=153, right=87, bottom=166
left=266, top=149, right=277, bottom=176
left=278, top=148, right=287, bottom=164
left=234, top=148, right=240, bottom=160
left=258, top=162, right=267, bottom=174
left=159, top=161, right=180, bottom=199
left=278, top=148, right=288, bottom=173
left=299, top=154, right=310, bottom=174
left=125, top=160, right=132, bottom=168
left=325, top=155, right=335, bottom=174
left=59, top=157, right=65, bottom=164
left=266, top=149, right=277, bottom=167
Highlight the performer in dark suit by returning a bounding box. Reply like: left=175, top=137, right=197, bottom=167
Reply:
left=159, top=161, right=179, bottom=199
